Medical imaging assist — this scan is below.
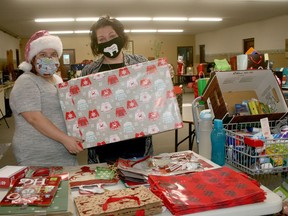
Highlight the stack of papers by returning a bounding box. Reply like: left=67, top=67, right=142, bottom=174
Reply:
left=117, top=151, right=217, bottom=187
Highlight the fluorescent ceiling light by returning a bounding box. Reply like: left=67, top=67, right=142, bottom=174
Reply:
left=153, top=17, right=187, bottom=21
left=35, top=17, right=223, bottom=23
left=157, top=29, right=184, bottom=32
left=188, top=17, right=222, bottom=21
left=117, top=17, right=152, bottom=21
left=48, top=29, right=184, bottom=34
left=74, top=30, right=90, bottom=34
left=35, top=18, right=74, bottom=22
left=49, top=31, right=74, bottom=34
left=76, top=17, right=99, bottom=22
left=130, top=29, right=157, bottom=33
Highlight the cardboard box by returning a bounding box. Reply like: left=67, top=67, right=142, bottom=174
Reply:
left=273, top=179, right=288, bottom=201
left=57, top=58, right=183, bottom=149
left=0, top=166, right=28, bottom=188
left=202, top=70, right=288, bottom=123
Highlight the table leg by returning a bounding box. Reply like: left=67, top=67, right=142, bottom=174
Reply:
left=175, top=129, right=178, bottom=152
left=188, top=123, right=192, bottom=150
left=175, top=122, right=195, bottom=152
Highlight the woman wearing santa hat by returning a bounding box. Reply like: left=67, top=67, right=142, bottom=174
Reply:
left=9, top=30, right=83, bottom=166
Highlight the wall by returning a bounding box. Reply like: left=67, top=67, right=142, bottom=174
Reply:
left=20, top=34, right=195, bottom=74
left=60, top=34, right=195, bottom=69
left=0, top=31, right=19, bottom=70
left=17, top=14, right=288, bottom=72
left=195, top=15, right=288, bottom=68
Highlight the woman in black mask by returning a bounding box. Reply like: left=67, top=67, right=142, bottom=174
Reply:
left=81, top=15, right=153, bottom=164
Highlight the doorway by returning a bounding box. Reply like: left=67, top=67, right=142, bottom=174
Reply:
left=243, top=38, right=254, bottom=53
left=177, top=46, right=193, bottom=73
left=59, top=49, right=75, bottom=80
left=199, top=45, right=205, bottom=63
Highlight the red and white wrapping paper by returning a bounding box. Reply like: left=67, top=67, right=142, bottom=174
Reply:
left=57, top=58, right=183, bottom=149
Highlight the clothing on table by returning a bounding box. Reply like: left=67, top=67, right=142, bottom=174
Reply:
left=9, top=72, right=78, bottom=166
left=81, top=53, right=153, bottom=164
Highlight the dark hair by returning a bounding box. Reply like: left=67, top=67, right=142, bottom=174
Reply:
left=31, top=56, right=37, bottom=74
left=90, top=15, right=129, bottom=56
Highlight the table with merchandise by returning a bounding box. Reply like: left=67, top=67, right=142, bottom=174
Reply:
left=0, top=151, right=283, bottom=216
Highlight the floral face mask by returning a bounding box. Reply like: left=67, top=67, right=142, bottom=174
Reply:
left=36, top=57, right=60, bottom=76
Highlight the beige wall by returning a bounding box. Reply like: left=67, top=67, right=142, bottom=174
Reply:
left=20, top=34, right=195, bottom=72
left=57, top=34, right=194, bottom=69
left=17, top=14, right=288, bottom=71
left=195, top=15, right=288, bottom=68
left=0, top=31, right=19, bottom=70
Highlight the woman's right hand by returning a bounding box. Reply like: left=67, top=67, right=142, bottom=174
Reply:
left=21, top=111, right=84, bottom=155
left=62, top=136, right=84, bottom=154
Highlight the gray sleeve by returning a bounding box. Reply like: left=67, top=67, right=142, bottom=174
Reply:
left=10, top=76, right=41, bottom=114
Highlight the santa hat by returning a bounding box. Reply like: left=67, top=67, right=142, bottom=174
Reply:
left=19, top=30, right=63, bottom=72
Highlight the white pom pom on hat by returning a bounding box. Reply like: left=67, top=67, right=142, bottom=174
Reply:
left=19, top=30, right=63, bottom=72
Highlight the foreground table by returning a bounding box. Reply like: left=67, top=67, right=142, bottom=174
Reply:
left=0, top=153, right=283, bottom=216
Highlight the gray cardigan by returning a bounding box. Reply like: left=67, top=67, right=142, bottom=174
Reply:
left=81, top=53, right=148, bottom=76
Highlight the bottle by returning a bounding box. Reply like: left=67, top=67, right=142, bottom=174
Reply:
left=198, top=109, right=213, bottom=159
left=210, top=119, right=226, bottom=166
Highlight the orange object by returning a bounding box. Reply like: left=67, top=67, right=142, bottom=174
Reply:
left=173, top=85, right=183, bottom=95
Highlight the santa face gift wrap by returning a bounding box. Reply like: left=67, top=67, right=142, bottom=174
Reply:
left=57, top=58, right=183, bottom=149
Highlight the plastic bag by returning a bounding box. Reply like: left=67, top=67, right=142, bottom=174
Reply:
left=214, top=59, right=231, bottom=71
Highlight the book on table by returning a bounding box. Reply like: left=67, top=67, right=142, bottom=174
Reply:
left=0, top=180, right=71, bottom=215
left=0, top=176, right=61, bottom=206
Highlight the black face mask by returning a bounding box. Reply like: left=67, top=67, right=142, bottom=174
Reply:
left=98, top=37, right=124, bottom=58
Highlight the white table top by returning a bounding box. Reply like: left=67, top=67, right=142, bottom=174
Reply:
left=0, top=154, right=283, bottom=216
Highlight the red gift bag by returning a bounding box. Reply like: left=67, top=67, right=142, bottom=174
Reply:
left=148, top=167, right=266, bottom=215
left=247, top=54, right=267, bottom=70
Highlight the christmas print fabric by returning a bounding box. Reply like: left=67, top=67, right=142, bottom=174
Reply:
left=57, top=58, right=182, bottom=149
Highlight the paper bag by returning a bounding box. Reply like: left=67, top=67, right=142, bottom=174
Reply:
left=247, top=54, right=267, bottom=70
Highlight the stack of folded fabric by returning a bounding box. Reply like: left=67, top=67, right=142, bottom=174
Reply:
left=74, top=186, right=163, bottom=216
left=148, top=166, right=266, bottom=215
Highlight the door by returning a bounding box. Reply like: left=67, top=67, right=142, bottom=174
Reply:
left=243, top=38, right=254, bottom=53
left=177, top=46, right=193, bottom=74
left=59, top=49, right=76, bottom=80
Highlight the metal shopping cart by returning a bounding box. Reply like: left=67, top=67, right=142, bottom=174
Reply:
left=224, top=120, right=288, bottom=175
left=193, top=96, right=288, bottom=183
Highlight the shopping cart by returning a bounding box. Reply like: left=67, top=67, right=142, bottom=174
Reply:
left=224, top=120, right=288, bottom=180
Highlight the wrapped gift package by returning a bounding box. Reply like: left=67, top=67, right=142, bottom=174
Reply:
left=74, top=186, right=163, bottom=216
left=0, top=165, right=28, bottom=188
left=57, top=58, right=183, bottom=149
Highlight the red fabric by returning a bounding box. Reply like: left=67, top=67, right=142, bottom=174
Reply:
left=148, top=167, right=266, bottom=215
